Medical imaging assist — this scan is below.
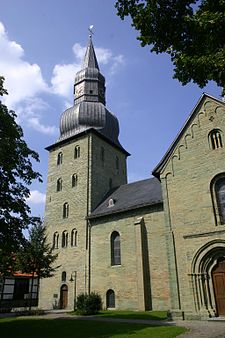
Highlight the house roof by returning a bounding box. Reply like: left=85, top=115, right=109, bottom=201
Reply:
left=89, top=177, right=162, bottom=219
left=152, top=93, right=225, bottom=178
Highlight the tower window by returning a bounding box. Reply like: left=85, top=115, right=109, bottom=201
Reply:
left=109, top=178, right=112, bottom=190
left=116, top=156, right=119, bottom=171
left=62, top=230, right=68, bottom=248
left=111, top=231, right=121, bottom=266
left=61, top=271, right=66, bottom=282
left=53, top=232, right=59, bottom=249
left=74, top=146, right=80, bottom=159
left=57, top=152, right=63, bottom=165
left=71, top=229, right=77, bottom=247
left=209, top=129, right=223, bottom=149
left=63, top=202, right=69, bottom=218
left=72, top=174, right=78, bottom=188
left=106, top=289, right=115, bottom=308
left=101, top=147, right=105, bottom=162
left=57, top=178, right=62, bottom=192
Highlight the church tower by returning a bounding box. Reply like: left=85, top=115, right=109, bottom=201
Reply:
left=39, top=36, right=128, bottom=310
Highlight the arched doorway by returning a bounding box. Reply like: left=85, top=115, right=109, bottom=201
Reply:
left=106, top=289, right=115, bottom=308
left=212, top=259, right=225, bottom=316
left=60, top=284, right=68, bottom=309
left=191, top=240, right=225, bottom=317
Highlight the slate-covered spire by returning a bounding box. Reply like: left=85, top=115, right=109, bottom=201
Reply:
left=74, top=35, right=106, bottom=106
left=82, top=36, right=99, bottom=70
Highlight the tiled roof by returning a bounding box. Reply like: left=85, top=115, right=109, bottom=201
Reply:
left=89, top=177, right=162, bottom=219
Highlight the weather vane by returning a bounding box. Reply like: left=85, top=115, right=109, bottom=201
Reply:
left=89, top=25, right=94, bottom=38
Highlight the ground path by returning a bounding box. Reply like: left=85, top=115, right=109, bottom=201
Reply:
left=1, top=310, right=225, bottom=337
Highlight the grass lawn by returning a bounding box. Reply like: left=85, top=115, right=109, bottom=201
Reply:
left=96, top=310, right=168, bottom=320
left=0, top=317, right=186, bottom=338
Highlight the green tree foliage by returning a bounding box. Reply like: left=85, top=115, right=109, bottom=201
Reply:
left=17, top=219, right=58, bottom=279
left=0, top=76, right=42, bottom=274
left=76, top=292, right=102, bottom=315
left=115, top=0, right=225, bottom=94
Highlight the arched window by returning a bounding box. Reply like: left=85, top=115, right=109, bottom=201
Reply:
left=57, top=152, right=63, bottom=165
left=106, top=289, right=115, bottom=308
left=116, top=156, right=119, bottom=171
left=53, top=232, right=59, bottom=249
left=215, top=177, right=225, bottom=224
left=209, top=129, right=223, bottom=150
left=71, top=229, right=77, bottom=247
left=61, top=271, right=66, bottom=282
left=74, top=146, right=80, bottom=159
left=72, top=174, right=78, bottom=188
left=211, top=174, right=225, bottom=225
left=109, top=178, right=112, bottom=190
left=111, top=231, right=121, bottom=266
left=101, top=147, right=105, bottom=162
left=62, top=230, right=68, bottom=248
left=63, top=203, right=69, bottom=218
left=57, top=178, right=62, bottom=192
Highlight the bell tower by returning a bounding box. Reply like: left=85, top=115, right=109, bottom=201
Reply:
left=39, top=34, right=129, bottom=310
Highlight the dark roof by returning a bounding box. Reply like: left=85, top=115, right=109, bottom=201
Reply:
left=89, top=177, right=162, bottom=219
left=152, top=93, right=225, bottom=178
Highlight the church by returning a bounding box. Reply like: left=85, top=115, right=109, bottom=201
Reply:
left=39, top=36, right=225, bottom=320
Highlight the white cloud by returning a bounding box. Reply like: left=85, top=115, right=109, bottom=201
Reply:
left=27, top=190, right=46, bottom=204
left=16, top=97, right=58, bottom=135
left=51, top=63, right=79, bottom=99
left=0, top=21, right=57, bottom=135
left=0, top=22, right=48, bottom=108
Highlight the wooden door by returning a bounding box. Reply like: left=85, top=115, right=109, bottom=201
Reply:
left=60, top=284, right=68, bottom=309
left=212, top=259, right=225, bottom=316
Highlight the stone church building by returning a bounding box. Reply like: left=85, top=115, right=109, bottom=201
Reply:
left=39, top=37, right=225, bottom=319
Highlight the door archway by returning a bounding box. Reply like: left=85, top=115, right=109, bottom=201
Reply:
left=191, top=240, right=225, bottom=317
left=60, top=284, right=68, bottom=309
left=212, top=259, right=225, bottom=316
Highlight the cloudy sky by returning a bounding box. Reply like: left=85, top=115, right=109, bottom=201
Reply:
left=0, top=0, right=221, bottom=218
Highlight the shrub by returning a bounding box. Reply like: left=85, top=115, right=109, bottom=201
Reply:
left=76, top=292, right=102, bottom=315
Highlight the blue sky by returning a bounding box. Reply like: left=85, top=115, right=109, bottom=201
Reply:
left=0, top=0, right=221, bottom=218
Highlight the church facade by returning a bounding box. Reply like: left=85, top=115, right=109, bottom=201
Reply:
left=39, top=37, right=225, bottom=319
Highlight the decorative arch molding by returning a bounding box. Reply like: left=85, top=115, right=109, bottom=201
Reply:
left=190, top=240, right=225, bottom=317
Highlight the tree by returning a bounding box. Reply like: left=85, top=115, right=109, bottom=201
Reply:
left=0, top=76, right=42, bottom=274
left=18, top=219, right=58, bottom=279
left=17, top=219, right=58, bottom=309
left=115, top=0, right=225, bottom=94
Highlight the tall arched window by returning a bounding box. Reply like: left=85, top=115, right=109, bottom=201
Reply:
left=63, top=203, right=69, bottom=218
left=57, top=178, right=62, bottom=192
left=215, top=177, right=225, bottom=224
left=116, top=156, right=119, bottom=172
left=72, top=174, right=78, bottom=188
left=209, top=129, right=223, bottom=150
left=62, top=230, right=68, bottom=248
left=61, top=271, right=66, bottom=282
left=111, top=231, right=121, bottom=266
left=53, top=232, right=59, bottom=249
left=74, top=145, right=80, bottom=159
left=71, top=229, right=77, bottom=247
left=106, top=289, right=115, bottom=308
left=101, top=147, right=105, bottom=162
left=57, top=152, right=63, bottom=165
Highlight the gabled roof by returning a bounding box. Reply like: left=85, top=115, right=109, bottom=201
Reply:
left=152, top=93, right=225, bottom=178
left=89, top=177, right=162, bottom=219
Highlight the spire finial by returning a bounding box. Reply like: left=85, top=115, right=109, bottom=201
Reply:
left=88, top=25, right=94, bottom=39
